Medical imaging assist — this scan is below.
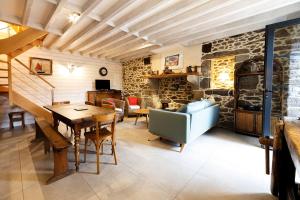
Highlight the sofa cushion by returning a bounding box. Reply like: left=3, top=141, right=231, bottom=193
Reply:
left=115, top=108, right=123, bottom=113
left=186, top=99, right=213, bottom=113
left=128, top=97, right=138, bottom=105
left=129, top=105, right=140, bottom=110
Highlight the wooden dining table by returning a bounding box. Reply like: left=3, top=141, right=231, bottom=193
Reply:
left=44, top=104, right=114, bottom=171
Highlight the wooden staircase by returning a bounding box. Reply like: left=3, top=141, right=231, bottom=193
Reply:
left=0, top=59, right=8, bottom=92
left=0, top=27, right=53, bottom=124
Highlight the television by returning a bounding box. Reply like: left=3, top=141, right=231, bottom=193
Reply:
left=95, top=79, right=110, bottom=90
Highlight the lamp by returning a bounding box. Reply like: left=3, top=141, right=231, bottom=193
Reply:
left=68, top=12, right=81, bottom=24
left=67, top=64, right=77, bottom=73
left=218, top=71, right=230, bottom=82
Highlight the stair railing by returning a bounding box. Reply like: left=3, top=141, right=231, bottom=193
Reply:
left=0, top=58, right=55, bottom=105
left=14, top=58, right=55, bottom=105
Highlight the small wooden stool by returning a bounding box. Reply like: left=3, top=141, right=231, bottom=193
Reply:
left=8, top=111, right=25, bottom=129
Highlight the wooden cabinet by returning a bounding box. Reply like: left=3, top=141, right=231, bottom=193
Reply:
left=235, top=109, right=262, bottom=136
left=87, top=90, right=122, bottom=106
left=256, top=112, right=262, bottom=134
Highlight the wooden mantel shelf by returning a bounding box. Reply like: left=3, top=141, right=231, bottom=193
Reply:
left=145, top=72, right=200, bottom=79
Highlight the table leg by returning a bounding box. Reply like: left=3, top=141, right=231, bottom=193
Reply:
left=146, top=114, right=148, bottom=128
left=135, top=114, right=140, bottom=125
left=53, top=116, right=59, bottom=131
left=74, top=125, right=81, bottom=172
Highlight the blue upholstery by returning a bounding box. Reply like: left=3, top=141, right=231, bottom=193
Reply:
left=149, top=102, right=220, bottom=145
left=186, top=99, right=213, bottom=113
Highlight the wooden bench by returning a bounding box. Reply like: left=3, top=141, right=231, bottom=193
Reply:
left=35, top=118, right=72, bottom=184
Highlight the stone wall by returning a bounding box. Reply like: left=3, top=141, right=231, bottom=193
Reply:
left=198, top=25, right=300, bottom=129
left=122, top=58, right=192, bottom=108
left=274, top=24, right=300, bottom=117
left=199, top=30, right=266, bottom=128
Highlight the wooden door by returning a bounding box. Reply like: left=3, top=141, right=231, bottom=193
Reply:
left=235, top=110, right=255, bottom=133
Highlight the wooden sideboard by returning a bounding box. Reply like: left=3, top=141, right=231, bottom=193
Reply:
left=87, top=90, right=123, bottom=106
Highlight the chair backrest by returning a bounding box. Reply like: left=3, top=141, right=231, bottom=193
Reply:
left=125, top=96, right=141, bottom=106
left=52, top=101, right=70, bottom=105
left=92, top=112, right=116, bottom=141
left=102, top=104, right=115, bottom=109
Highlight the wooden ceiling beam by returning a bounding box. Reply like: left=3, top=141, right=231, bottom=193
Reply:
left=89, top=35, right=136, bottom=56
left=48, top=0, right=103, bottom=48
left=45, top=0, right=58, bottom=4
left=59, top=21, right=99, bottom=51
left=127, top=0, right=209, bottom=34
left=109, top=45, right=160, bottom=60
left=118, top=52, right=154, bottom=61
left=22, top=0, right=34, bottom=25
left=79, top=32, right=128, bottom=54
left=98, top=38, right=145, bottom=56
left=185, top=17, right=287, bottom=46
left=156, top=0, right=300, bottom=45
left=138, top=0, right=240, bottom=38
left=70, top=26, right=115, bottom=52
left=101, top=39, right=145, bottom=57
left=77, top=0, right=174, bottom=55
left=44, top=0, right=68, bottom=30
left=63, top=0, right=137, bottom=51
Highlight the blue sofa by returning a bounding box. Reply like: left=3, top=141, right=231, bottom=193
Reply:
left=149, top=100, right=220, bottom=152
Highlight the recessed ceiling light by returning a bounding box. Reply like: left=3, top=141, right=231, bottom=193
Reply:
left=68, top=12, right=81, bottom=24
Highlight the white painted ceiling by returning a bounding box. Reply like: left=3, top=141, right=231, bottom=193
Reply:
left=0, top=0, right=300, bottom=61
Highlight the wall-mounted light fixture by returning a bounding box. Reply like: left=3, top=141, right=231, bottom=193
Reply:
left=211, top=56, right=235, bottom=89
left=218, top=70, right=230, bottom=82
left=67, top=64, right=78, bottom=73
left=68, top=12, right=81, bottom=24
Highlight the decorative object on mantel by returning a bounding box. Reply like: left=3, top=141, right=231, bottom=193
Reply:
left=187, top=66, right=198, bottom=73
left=30, top=57, right=52, bottom=75
left=148, top=70, right=159, bottom=75
left=163, top=66, right=173, bottom=74
left=99, top=67, right=108, bottom=76
left=187, top=66, right=193, bottom=73
left=145, top=72, right=200, bottom=79
left=161, top=99, right=171, bottom=109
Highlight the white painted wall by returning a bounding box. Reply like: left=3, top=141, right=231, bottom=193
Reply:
left=151, top=44, right=202, bottom=73
left=13, top=47, right=123, bottom=104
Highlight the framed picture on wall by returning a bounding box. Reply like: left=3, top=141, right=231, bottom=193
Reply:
left=29, top=57, right=52, bottom=75
left=163, top=53, right=184, bottom=70
left=165, top=54, right=179, bottom=67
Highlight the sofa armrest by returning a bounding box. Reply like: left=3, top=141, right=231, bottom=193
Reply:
left=149, top=109, right=190, bottom=144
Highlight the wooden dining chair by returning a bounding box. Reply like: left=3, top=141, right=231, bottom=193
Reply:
left=84, top=112, right=117, bottom=174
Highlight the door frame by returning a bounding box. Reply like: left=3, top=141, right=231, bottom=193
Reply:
left=263, top=17, right=300, bottom=137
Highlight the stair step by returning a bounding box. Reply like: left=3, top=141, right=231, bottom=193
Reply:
left=0, top=85, right=8, bottom=92
left=0, top=68, right=8, bottom=71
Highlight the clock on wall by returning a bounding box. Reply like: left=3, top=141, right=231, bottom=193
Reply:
left=99, top=67, right=108, bottom=76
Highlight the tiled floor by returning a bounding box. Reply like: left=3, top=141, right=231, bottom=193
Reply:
left=0, top=117, right=276, bottom=200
